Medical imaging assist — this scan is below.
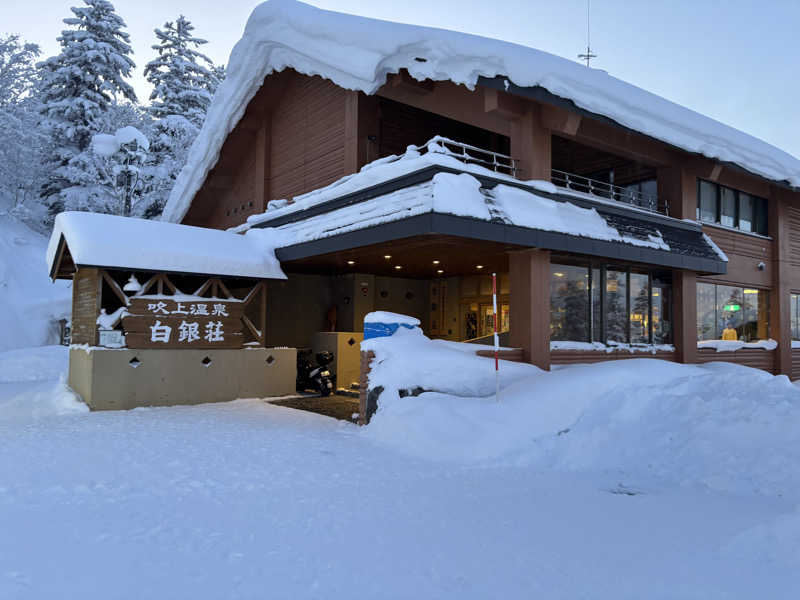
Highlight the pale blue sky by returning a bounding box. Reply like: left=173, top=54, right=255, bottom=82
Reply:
left=7, top=0, right=799, bottom=158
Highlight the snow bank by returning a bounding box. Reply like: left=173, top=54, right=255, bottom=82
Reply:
left=698, top=339, right=778, bottom=352
left=362, top=326, right=541, bottom=398
left=365, top=348, right=800, bottom=497
left=550, top=340, right=675, bottom=353
left=0, top=215, right=71, bottom=351
left=164, top=0, right=800, bottom=223
left=363, top=311, right=420, bottom=326
left=47, top=211, right=286, bottom=280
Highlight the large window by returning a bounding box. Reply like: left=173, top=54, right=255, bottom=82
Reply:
left=791, top=294, right=800, bottom=340
left=550, top=263, right=672, bottom=345
left=697, top=180, right=768, bottom=235
left=696, top=282, right=769, bottom=342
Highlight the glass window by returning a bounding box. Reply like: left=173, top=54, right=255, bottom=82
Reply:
left=696, top=283, right=769, bottom=342
left=720, top=186, right=737, bottom=228
left=792, top=294, right=800, bottom=340
left=591, top=267, right=602, bottom=342
left=629, top=272, right=650, bottom=343
left=739, top=193, right=754, bottom=232
left=696, top=282, right=717, bottom=340
left=652, top=280, right=672, bottom=344
left=549, top=264, right=590, bottom=341
left=605, top=269, right=628, bottom=343
left=698, top=180, right=718, bottom=223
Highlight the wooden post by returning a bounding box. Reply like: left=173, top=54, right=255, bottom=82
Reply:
left=71, top=267, right=101, bottom=346
left=508, top=249, right=551, bottom=370
left=510, top=105, right=551, bottom=181
left=672, top=270, right=697, bottom=365
left=770, top=186, right=792, bottom=376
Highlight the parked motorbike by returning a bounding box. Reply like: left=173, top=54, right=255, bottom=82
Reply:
left=296, top=350, right=335, bottom=396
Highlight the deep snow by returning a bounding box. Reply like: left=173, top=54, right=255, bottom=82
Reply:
left=1, top=344, right=799, bottom=597
left=0, top=215, right=71, bottom=351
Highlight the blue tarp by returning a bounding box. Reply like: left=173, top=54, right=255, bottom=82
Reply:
left=363, top=321, right=416, bottom=340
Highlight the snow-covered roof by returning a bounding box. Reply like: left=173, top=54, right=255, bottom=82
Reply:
left=163, top=0, right=800, bottom=224
left=46, top=212, right=286, bottom=280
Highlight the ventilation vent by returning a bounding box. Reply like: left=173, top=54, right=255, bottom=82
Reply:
left=201, top=356, right=212, bottom=367
left=266, top=355, right=275, bottom=365
left=347, top=337, right=356, bottom=346
left=128, top=357, right=141, bottom=368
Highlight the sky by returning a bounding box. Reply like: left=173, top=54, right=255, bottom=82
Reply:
left=6, top=0, right=800, bottom=159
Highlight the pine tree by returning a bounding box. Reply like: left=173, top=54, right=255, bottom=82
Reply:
left=140, top=16, right=223, bottom=217
left=144, top=16, right=220, bottom=127
left=37, top=0, right=137, bottom=215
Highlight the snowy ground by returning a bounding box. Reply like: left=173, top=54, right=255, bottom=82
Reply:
left=1, top=345, right=799, bottom=598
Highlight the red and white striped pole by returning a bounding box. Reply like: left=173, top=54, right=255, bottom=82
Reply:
left=492, top=272, right=500, bottom=402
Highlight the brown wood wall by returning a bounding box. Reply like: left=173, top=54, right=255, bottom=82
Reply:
left=71, top=267, right=100, bottom=346
left=695, top=348, right=777, bottom=374
left=700, top=226, right=773, bottom=288
left=269, top=75, right=347, bottom=200
left=550, top=351, right=676, bottom=365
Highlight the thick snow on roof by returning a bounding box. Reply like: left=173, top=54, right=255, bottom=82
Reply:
left=46, top=212, right=286, bottom=279
left=163, top=0, right=800, bottom=224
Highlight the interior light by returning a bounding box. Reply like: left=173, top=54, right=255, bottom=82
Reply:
left=436, top=269, right=444, bottom=274
left=384, top=255, right=392, bottom=260
left=554, top=272, right=564, bottom=277
left=476, top=265, right=484, bottom=270
left=743, top=288, right=758, bottom=294
left=395, top=265, right=402, bottom=270
left=653, top=292, right=660, bottom=297
left=432, top=260, right=440, bottom=265
left=346, top=260, right=355, bottom=265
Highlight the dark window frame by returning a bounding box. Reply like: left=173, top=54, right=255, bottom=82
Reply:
left=696, top=179, right=768, bottom=235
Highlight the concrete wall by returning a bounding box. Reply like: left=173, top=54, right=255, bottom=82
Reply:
left=69, top=347, right=296, bottom=411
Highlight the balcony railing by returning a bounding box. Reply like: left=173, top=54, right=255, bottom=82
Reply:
left=551, top=169, right=668, bottom=215
left=424, top=135, right=519, bottom=177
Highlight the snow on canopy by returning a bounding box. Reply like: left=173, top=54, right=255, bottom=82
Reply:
left=46, top=211, right=286, bottom=280
left=163, top=0, right=800, bottom=224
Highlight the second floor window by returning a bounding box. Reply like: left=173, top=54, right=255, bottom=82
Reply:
left=697, top=179, right=768, bottom=235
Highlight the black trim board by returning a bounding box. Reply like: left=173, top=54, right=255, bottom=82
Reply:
left=276, top=212, right=727, bottom=274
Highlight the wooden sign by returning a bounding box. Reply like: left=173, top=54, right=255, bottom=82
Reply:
left=122, top=298, right=244, bottom=349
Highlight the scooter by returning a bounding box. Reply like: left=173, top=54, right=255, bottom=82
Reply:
left=296, top=350, right=335, bottom=396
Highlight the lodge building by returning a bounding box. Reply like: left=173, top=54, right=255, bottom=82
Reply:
left=130, top=3, right=800, bottom=387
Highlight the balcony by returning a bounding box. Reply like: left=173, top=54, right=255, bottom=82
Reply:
left=550, top=169, right=667, bottom=215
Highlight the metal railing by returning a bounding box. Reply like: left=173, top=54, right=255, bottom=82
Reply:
left=550, top=169, right=667, bottom=214
left=424, top=135, right=519, bottom=177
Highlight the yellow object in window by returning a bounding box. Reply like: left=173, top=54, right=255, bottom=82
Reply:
left=721, top=327, right=738, bottom=341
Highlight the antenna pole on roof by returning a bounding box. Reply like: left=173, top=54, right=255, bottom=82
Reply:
left=577, top=0, right=597, bottom=67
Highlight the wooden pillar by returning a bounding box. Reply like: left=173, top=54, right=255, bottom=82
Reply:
left=770, top=186, right=792, bottom=376
left=672, top=270, right=697, bottom=364
left=508, top=249, right=550, bottom=370
left=71, top=267, right=101, bottom=346
left=254, top=121, right=271, bottom=212
left=658, top=165, right=696, bottom=221
left=510, top=105, right=551, bottom=181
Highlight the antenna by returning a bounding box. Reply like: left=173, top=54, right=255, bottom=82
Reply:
left=577, top=0, right=597, bottom=67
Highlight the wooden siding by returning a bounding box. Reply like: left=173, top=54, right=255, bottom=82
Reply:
left=270, top=75, right=347, bottom=200
left=786, top=205, right=800, bottom=269
left=700, top=225, right=773, bottom=288
left=71, top=267, right=100, bottom=346
left=696, top=348, right=776, bottom=374
left=550, top=350, right=676, bottom=365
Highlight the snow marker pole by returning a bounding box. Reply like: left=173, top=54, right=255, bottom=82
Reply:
left=493, top=272, right=499, bottom=402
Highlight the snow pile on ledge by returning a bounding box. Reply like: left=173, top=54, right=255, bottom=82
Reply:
left=363, top=311, right=420, bottom=326
left=550, top=340, right=675, bottom=354
left=47, top=212, right=286, bottom=280
left=164, top=0, right=800, bottom=223
left=698, top=339, right=778, bottom=352
left=364, top=346, right=800, bottom=496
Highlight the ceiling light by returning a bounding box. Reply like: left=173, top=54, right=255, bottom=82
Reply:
left=476, top=265, right=484, bottom=270
left=384, top=255, right=392, bottom=260
left=554, top=272, right=564, bottom=277
left=346, top=260, right=355, bottom=265
left=394, top=265, right=402, bottom=270
left=432, top=260, right=440, bottom=265
left=436, top=269, right=444, bottom=274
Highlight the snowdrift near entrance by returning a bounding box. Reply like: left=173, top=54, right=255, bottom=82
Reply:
left=364, top=340, right=800, bottom=497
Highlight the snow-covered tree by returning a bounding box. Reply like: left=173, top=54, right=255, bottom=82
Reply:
left=91, top=126, right=149, bottom=216
left=144, top=16, right=220, bottom=127
left=139, top=16, right=224, bottom=218
left=37, top=0, right=137, bottom=215
left=0, top=35, right=41, bottom=107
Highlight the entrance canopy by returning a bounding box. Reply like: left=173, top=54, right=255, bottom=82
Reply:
left=47, top=212, right=286, bottom=281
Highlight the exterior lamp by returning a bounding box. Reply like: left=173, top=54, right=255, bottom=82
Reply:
left=384, top=255, right=392, bottom=260
left=436, top=269, right=444, bottom=274
left=476, top=265, right=484, bottom=270
left=347, top=260, right=355, bottom=265
left=394, top=265, right=402, bottom=270
left=432, top=260, right=440, bottom=265
left=123, top=274, right=141, bottom=293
